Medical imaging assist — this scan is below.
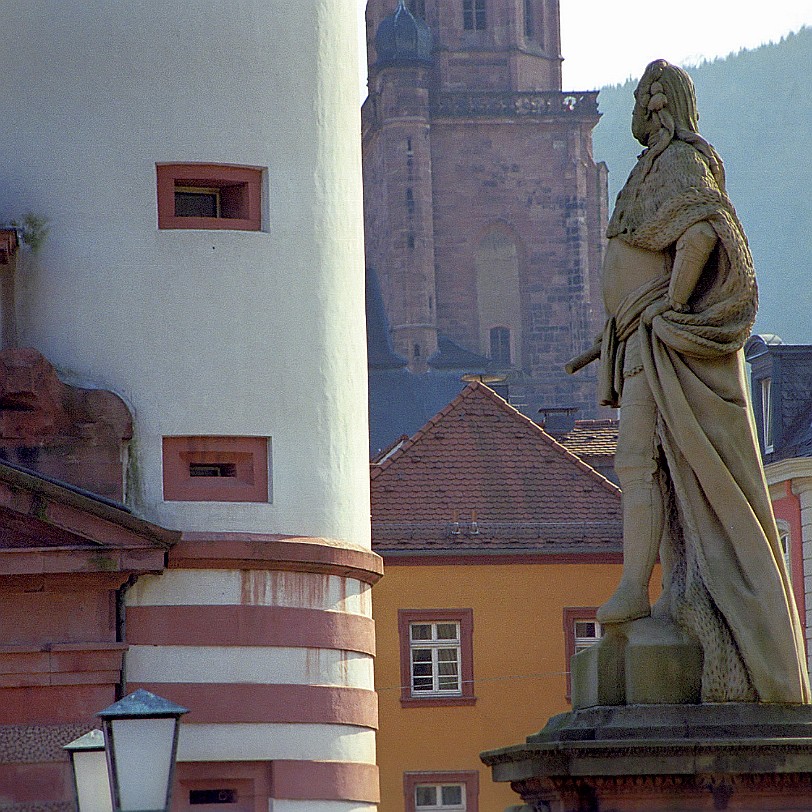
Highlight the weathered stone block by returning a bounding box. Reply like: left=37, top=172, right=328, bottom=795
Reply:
left=571, top=616, right=702, bottom=709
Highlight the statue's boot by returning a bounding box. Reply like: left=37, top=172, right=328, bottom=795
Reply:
left=597, top=480, right=663, bottom=624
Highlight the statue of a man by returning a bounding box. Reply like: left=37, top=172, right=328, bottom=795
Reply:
left=594, top=60, right=810, bottom=703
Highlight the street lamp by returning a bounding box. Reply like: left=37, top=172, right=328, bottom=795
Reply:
left=96, top=689, right=188, bottom=812
left=63, top=730, right=113, bottom=812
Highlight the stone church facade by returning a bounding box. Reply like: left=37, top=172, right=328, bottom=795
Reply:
left=362, top=0, right=608, bottom=416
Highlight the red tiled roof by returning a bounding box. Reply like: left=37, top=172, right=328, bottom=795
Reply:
left=559, top=419, right=619, bottom=459
left=371, top=383, right=622, bottom=554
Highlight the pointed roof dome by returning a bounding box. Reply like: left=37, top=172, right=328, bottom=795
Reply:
left=374, top=0, right=433, bottom=67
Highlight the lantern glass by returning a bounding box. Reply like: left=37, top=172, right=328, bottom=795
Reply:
left=98, top=689, right=188, bottom=812
left=107, top=716, right=176, bottom=812
left=73, top=749, right=114, bottom=812
left=65, top=730, right=113, bottom=812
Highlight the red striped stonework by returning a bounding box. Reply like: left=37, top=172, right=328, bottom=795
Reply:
left=125, top=532, right=380, bottom=808
left=126, top=605, right=375, bottom=654
left=0, top=642, right=126, bottom=723
left=271, top=760, right=380, bottom=803
left=168, top=533, right=383, bottom=584
left=0, top=763, right=72, bottom=805
left=127, top=683, right=377, bottom=727
left=0, top=684, right=116, bottom=725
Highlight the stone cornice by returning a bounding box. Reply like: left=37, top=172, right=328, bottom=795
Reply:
left=169, top=533, right=384, bottom=584
left=765, top=458, right=812, bottom=490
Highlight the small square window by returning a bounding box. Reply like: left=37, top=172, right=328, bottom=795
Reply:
left=574, top=619, right=602, bottom=652
left=415, top=783, right=464, bottom=809
left=563, top=607, right=603, bottom=701
left=405, top=772, right=478, bottom=812
left=163, top=436, right=270, bottom=502
left=399, top=609, right=475, bottom=706
left=175, top=187, right=221, bottom=218
left=157, top=164, right=262, bottom=231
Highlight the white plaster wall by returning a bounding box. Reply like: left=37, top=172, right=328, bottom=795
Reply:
left=0, top=1, right=370, bottom=545
left=126, top=646, right=375, bottom=688
left=178, top=723, right=377, bottom=763
left=127, top=569, right=373, bottom=616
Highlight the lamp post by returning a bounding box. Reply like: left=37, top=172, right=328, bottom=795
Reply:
left=63, top=730, right=113, bottom=812
left=97, top=689, right=188, bottom=812
left=67, top=689, right=188, bottom=812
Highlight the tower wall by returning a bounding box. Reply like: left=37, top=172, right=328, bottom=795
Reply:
left=364, top=65, right=438, bottom=370
left=0, top=1, right=370, bottom=543
left=429, top=112, right=602, bottom=412
left=0, top=2, right=379, bottom=808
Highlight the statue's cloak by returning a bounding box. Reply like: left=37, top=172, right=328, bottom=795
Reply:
left=604, top=140, right=810, bottom=703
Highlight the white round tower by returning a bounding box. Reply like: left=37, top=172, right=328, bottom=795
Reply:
left=0, top=2, right=379, bottom=809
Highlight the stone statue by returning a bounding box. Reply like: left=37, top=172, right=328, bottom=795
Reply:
left=578, top=60, right=810, bottom=703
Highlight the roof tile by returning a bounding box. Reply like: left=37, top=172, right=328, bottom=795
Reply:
left=371, top=384, right=622, bottom=553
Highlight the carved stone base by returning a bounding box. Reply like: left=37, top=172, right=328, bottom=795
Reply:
left=572, top=616, right=702, bottom=709
left=481, top=704, right=812, bottom=811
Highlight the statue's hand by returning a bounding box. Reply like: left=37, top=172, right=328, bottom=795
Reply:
left=642, top=296, right=671, bottom=325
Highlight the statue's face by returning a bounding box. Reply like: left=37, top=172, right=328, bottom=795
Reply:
left=631, top=86, right=654, bottom=146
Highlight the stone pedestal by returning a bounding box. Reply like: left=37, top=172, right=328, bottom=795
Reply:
left=482, top=703, right=812, bottom=811
left=572, top=616, right=703, bottom=709
left=483, top=617, right=812, bottom=810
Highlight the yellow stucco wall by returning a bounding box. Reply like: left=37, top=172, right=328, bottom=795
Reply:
left=374, top=560, right=631, bottom=811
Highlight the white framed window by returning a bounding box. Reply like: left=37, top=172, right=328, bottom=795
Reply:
left=405, top=772, right=478, bottom=812
left=761, top=377, right=774, bottom=453
left=410, top=622, right=461, bottom=694
left=574, top=618, right=602, bottom=653
left=415, top=783, right=466, bottom=810
left=563, top=607, right=602, bottom=701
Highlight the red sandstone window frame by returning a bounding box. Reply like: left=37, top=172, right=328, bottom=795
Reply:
left=404, top=771, right=479, bottom=812
left=398, top=608, right=475, bottom=707
left=156, top=163, right=262, bottom=231
left=563, top=607, right=601, bottom=702
left=175, top=762, right=271, bottom=812
left=162, top=436, right=270, bottom=503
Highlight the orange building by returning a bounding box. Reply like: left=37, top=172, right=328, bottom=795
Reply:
left=370, top=382, right=625, bottom=811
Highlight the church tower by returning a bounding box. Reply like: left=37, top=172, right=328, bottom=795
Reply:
left=363, top=0, right=607, bottom=415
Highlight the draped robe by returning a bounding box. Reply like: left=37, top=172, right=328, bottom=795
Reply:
left=600, top=139, right=810, bottom=703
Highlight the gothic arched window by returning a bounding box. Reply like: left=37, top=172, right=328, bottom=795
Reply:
left=463, top=0, right=486, bottom=30
left=490, top=326, right=512, bottom=366
left=475, top=228, right=522, bottom=367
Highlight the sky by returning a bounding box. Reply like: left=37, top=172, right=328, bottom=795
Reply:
left=358, top=0, right=812, bottom=93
